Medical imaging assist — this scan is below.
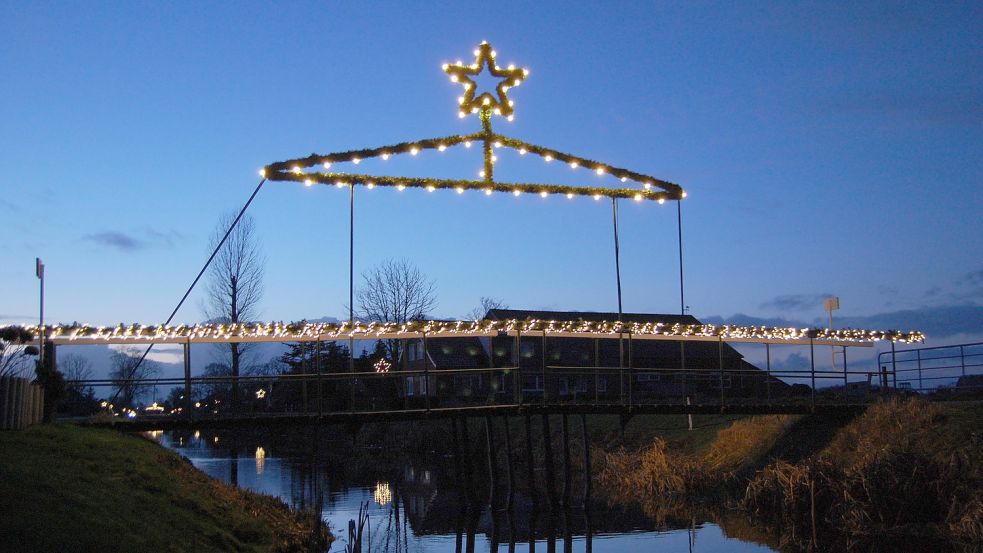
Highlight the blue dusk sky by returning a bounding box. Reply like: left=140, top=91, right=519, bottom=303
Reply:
left=1, top=2, right=981, bottom=349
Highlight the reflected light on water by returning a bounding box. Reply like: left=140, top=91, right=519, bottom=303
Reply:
left=373, top=481, right=392, bottom=505
left=255, top=447, right=266, bottom=475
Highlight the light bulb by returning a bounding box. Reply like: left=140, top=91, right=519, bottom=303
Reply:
left=381, top=153, right=389, bottom=160
left=426, top=185, right=435, bottom=192
left=681, top=191, right=688, bottom=198
left=544, top=155, right=553, bottom=162
left=442, top=63, right=449, bottom=70
left=352, top=157, right=360, bottom=164
left=485, top=189, right=492, bottom=196
left=366, top=182, right=375, bottom=189
left=566, top=193, right=574, bottom=199
left=658, top=198, right=665, bottom=205
left=513, top=189, right=521, bottom=196
left=397, top=184, right=406, bottom=191
left=438, top=144, right=447, bottom=151
left=258, top=168, right=266, bottom=177
left=569, top=161, right=579, bottom=169
left=410, top=147, right=419, bottom=155
left=540, top=191, right=548, bottom=198
left=451, top=75, right=458, bottom=83
left=633, top=194, right=642, bottom=202
left=620, top=177, right=628, bottom=182
left=304, top=179, right=312, bottom=187
left=464, top=141, right=472, bottom=148
left=292, top=166, right=301, bottom=174
left=456, top=187, right=464, bottom=194
left=507, top=115, right=514, bottom=121
left=644, top=182, right=652, bottom=189
left=519, top=148, right=527, bottom=155
left=596, top=167, right=605, bottom=175
left=593, top=194, right=602, bottom=200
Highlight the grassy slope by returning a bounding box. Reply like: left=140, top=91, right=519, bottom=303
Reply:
left=0, top=425, right=328, bottom=553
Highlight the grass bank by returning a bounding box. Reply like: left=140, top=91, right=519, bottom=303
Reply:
left=599, top=398, right=983, bottom=546
left=0, top=424, right=330, bottom=552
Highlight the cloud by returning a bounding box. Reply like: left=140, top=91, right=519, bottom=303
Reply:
left=759, top=293, right=833, bottom=312
left=706, top=304, right=983, bottom=339
left=83, top=231, right=145, bottom=251
left=82, top=228, right=184, bottom=252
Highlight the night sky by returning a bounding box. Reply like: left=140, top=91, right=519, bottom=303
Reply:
left=2, top=2, right=981, bottom=354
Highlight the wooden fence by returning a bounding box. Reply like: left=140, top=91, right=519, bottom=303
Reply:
left=0, top=376, right=44, bottom=430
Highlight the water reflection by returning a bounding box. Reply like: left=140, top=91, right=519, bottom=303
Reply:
left=156, top=425, right=778, bottom=553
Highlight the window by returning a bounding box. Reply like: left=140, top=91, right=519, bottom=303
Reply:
left=522, top=375, right=543, bottom=392
left=558, top=378, right=569, bottom=395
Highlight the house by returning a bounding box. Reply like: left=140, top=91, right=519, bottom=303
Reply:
left=397, top=309, right=787, bottom=406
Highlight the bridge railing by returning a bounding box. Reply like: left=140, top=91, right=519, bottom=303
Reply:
left=877, top=342, right=983, bottom=395
left=59, top=358, right=933, bottom=422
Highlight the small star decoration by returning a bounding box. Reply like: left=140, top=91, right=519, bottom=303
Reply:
left=443, top=41, right=528, bottom=120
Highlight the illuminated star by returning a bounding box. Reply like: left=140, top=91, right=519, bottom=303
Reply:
left=443, top=42, right=528, bottom=118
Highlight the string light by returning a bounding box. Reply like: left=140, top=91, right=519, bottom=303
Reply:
left=263, top=42, right=688, bottom=203
left=14, top=320, right=924, bottom=346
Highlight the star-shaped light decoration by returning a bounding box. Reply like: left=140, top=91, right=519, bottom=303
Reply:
left=443, top=41, right=528, bottom=120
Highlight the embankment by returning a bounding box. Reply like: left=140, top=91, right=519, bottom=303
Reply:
left=0, top=424, right=331, bottom=552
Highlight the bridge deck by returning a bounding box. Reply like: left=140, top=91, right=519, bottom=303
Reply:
left=80, top=402, right=868, bottom=431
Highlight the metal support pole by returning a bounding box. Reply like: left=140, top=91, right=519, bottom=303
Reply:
left=542, top=330, right=547, bottom=405
left=37, top=258, right=44, bottom=372
left=677, top=200, right=685, bottom=315
left=627, top=333, right=633, bottom=407
left=580, top=413, right=591, bottom=509
left=891, top=341, right=898, bottom=389
left=183, top=340, right=192, bottom=422
left=423, top=332, right=430, bottom=412
left=810, top=338, right=816, bottom=411
left=515, top=329, right=522, bottom=405
left=349, top=184, right=356, bottom=409
left=842, top=346, right=848, bottom=402
left=917, top=349, right=923, bottom=392
left=611, top=199, right=624, bottom=401
left=718, top=337, right=725, bottom=408
left=765, top=342, right=771, bottom=403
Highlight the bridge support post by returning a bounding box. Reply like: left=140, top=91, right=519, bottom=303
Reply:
left=316, top=338, right=322, bottom=418
left=485, top=415, right=498, bottom=509
left=541, top=414, right=558, bottom=509
left=561, top=413, right=571, bottom=507
left=524, top=414, right=536, bottom=505
left=503, top=416, right=514, bottom=511
left=183, top=340, right=192, bottom=423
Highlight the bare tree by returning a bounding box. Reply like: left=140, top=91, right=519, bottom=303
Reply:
left=0, top=327, right=38, bottom=378
left=356, top=258, right=437, bottom=361
left=59, top=353, right=93, bottom=394
left=109, top=348, right=161, bottom=407
left=467, top=297, right=508, bottom=321
left=203, top=212, right=264, bottom=409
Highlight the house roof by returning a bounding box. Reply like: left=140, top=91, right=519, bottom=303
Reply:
left=485, top=308, right=702, bottom=326
left=486, top=308, right=747, bottom=362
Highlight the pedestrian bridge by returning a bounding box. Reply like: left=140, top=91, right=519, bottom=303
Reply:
left=9, top=318, right=937, bottom=430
